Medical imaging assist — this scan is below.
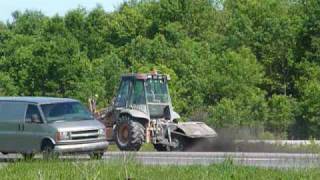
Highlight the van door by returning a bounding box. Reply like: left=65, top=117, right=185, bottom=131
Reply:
left=18, top=104, right=46, bottom=153
left=0, top=101, right=27, bottom=153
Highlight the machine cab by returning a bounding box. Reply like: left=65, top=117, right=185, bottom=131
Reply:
left=98, top=71, right=216, bottom=151
left=114, top=72, right=173, bottom=120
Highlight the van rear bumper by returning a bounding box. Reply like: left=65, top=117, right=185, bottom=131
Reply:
left=54, top=141, right=109, bottom=153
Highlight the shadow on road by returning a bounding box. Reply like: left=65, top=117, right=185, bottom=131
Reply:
left=0, top=153, right=93, bottom=164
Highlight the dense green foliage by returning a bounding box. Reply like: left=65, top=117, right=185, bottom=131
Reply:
left=0, top=0, right=320, bottom=138
left=1, top=160, right=320, bottom=180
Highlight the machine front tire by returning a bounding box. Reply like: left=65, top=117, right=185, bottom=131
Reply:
left=115, top=115, right=145, bottom=151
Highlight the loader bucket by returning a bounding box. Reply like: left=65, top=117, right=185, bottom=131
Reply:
left=174, top=122, right=217, bottom=138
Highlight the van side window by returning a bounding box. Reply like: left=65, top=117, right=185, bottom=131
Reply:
left=25, top=104, right=42, bottom=123
left=0, top=102, right=27, bottom=122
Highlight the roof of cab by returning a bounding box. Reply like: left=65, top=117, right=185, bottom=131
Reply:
left=121, top=73, right=169, bottom=80
left=0, top=96, right=79, bottom=104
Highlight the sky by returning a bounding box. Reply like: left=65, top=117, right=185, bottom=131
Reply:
left=0, top=0, right=125, bottom=22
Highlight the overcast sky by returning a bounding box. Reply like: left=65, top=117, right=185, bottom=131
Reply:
left=0, top=0, right=125, bottom=22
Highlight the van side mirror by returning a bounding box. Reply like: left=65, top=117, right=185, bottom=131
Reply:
left=31, top=114, right=42, bottom=124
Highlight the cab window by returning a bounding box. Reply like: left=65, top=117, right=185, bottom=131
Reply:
left=115, top=80, right=132, bottom=107
left=25, top=104, right=42, bottom=123
left=132, top=80, right=146, bottom=105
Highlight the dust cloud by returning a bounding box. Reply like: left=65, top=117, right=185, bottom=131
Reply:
left=185, top=128, right=317, bottom=153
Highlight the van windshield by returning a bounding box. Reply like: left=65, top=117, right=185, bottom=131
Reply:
left=41, top=102, right=93, bottom=123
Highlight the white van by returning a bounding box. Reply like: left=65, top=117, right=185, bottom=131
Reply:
left=0, top=97, right=108, bottom=159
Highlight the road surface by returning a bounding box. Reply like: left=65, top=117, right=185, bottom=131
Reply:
left=1, top=152, right=320, bottom=168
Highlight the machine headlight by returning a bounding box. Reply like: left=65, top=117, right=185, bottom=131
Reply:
left=56, top=131, right=71, bottom=141
left=98, top=128, right=106, bottom=137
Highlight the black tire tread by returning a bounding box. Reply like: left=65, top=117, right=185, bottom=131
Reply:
left=170, top=135, right=188, bottom=151
left=42, top=141, right=58, bottom=160
left=153, top=144, right=168, bottom=151
left=89, top=152, right=104, bottom=160
left=22, top=153, right=35, bottom=160
left=115, top=116, right=145, bottom=151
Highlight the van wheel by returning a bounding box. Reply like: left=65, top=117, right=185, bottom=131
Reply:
left=22, top=153, right=35, bottom=160
left=89, top=152, right=104, bottom=160
left=42, top=142, right=58, bottom=160
left=1, top=152, right=8, bottom=155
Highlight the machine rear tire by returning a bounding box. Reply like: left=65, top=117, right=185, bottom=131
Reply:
left=115, top=115, right=145, bottom=151
left=169, top=135, right=188, bottom=151
left=153, top=144, right=168, bottom=151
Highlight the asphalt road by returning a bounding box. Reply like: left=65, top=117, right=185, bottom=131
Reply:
left=104, top=152, right=320, bottom=168
left=1, top=152, right=320, bottom=168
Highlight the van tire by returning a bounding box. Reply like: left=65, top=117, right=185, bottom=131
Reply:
left=22, top=153, right=35, bottom=160
left=89, top=152, right=104, bottom=160
left=42, top=141, right=58, bottom=160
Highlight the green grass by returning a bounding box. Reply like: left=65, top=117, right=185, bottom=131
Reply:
left=1, top=160, right=320, bottom=180
left=107, top=143, right=155, bottom=151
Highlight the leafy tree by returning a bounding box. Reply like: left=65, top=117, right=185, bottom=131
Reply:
left=223, top=0, right=302, bottom=96
left=65, top=8, right=88, bottom=52
left=1, top=0, right=320, bottom=139
left=205, top=48, right=267, bottom=127
left=208, top=92, right=268, bottom=128
left=9, top=10, right=47, bottom=35
left=205, top=48, right=264, bottom=103
left=0, top=72, right=17, bottom=95
left=106, top=4, right=151, bottom=46
left=101, top=53, right=126, bottom=105
left=297, top=0, right=320, bottom=63
left=266, top=95, right=297, bottom=137
left=298, top=81, right=320, bottom=138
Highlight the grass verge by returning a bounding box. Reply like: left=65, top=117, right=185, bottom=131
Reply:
left=107, top=143, right=155, bottom=151
left=0, top=160, right=320, bottom=180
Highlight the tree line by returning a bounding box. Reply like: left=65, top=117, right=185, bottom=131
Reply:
left=0, top=0, right=319, bottom=139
